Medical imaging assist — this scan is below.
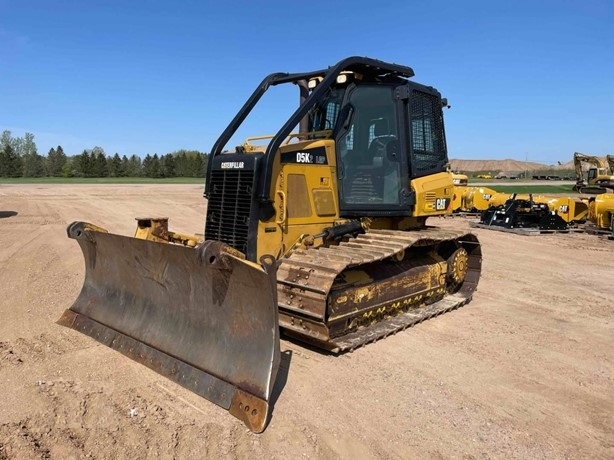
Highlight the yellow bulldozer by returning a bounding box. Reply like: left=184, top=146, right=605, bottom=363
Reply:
left=59, top=57, right=482, bottom=432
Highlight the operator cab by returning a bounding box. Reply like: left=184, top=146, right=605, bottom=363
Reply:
left=306, top=76, right=449, bottom=217
left=587, top=167, right=607, bottom=181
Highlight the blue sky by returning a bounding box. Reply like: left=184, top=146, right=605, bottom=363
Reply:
left=1, top=0, right=612, bottom=164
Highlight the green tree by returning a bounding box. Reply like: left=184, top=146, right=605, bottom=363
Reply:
left=161, top=153, right=176, bottom=177
left=1, top=144, right=23, bottom=177
left=91, top=147, right=108, bottom=177
left=121, top=155, right=130, bottom=176
left=47, top=147, right=56, bottom=171
left=22, top=132, right=37, bottom=156
left=0, top=147, right=6, bottom=176
left=47, top=145, right=67, bottom=177
left=108, top=153, right=124, bottom=177
left=74, top=150, right=92, bottom=177
left=0, top=130, right=12, bottom=151
left=174, top=151, right=189, bottom=176
left=1, top=130, right=23, bottom=155
left=1, top=131, right=24, bottom=177
left=152, top=154, right=162, bottom=178
left=62, top=159, right=74, bottom=178
left=171, top=150, right=208, bottom=177
left=142, top=154, right=152, bottom=177
left=188, top=152, right=207, bottom=177
left=127, top=154, right=142, bottom=176
left=142, top=154, right=162, bottom=178
left=22, top=151, right=46, bottom=177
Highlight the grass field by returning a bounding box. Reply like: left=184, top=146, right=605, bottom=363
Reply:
left=1, top=178, right=578, bottom=195
left=0, top=177, right=204, bottom=184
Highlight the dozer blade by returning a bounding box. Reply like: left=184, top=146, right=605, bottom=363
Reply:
left=58, top=222, right=280, bottom=433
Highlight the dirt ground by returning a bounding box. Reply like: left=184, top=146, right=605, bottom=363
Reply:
left=0, top=184, right=612, bottom=459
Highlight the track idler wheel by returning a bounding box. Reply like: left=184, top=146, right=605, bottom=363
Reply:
left=447, top=247, right=469, bottom=287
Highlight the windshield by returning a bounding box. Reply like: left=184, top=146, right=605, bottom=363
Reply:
left=336, top=85, right=402, bottom=208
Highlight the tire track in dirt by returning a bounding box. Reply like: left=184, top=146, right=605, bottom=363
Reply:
left=0, top=333, right=92, bottom=370
left=0, top=342, right=24, bottom=369
left=0, top=374, right=331, bottom=459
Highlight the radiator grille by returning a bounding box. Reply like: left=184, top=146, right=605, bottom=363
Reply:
left=205, top=169, right=254, bottom=254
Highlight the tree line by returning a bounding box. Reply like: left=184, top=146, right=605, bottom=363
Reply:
left=0, top=130, right=208, bottom=178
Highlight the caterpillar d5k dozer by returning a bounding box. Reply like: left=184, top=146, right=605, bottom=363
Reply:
left=59, top=57, right=482, bottom=432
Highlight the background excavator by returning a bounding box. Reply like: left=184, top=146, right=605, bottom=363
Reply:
left=572, top=152, right=614, bottom=194
left=58, top=57, right=482, bottom=432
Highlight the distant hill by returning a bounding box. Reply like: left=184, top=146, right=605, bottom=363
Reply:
left=449, top=159, right=552, bottom=172
left=450, top=156, right=607, bottom=172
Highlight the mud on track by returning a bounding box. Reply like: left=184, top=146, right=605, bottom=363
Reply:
left=0, top=184, right=612, bottom=459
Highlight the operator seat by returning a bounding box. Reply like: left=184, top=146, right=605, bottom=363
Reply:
left=368, top=118, right=397, bottom=163
left=368, top=119, right=400, bottom=203
left=342, top=119, right=401, bottom=204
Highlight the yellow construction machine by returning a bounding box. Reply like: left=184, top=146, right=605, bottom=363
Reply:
left=452, top=173, right=468, bottom=186
left=450, top=173, right=469, bottom=212
left=478, top=193, right=589, bottom=232
left=572, top=152, right=614, bottom=194
left=484, top=193, right=589, bottom=224
left=59, top=57, right=482, bottom=432
left=456, top=186, right=499, bottom=213
left=450, top=173, right=501, bottom=214
left=587, top=193, right=614, bottom=231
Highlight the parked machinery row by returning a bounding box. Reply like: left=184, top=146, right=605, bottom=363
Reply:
left=479, top=194, right=582, bottom=231
left=451, top=177, right=613, bottom=233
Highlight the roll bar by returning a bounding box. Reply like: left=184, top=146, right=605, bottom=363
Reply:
left=204, top=56, right=415, bottom=202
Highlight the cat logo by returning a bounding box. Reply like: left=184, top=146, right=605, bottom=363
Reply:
left=435, top=198, right=450, bottom=210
